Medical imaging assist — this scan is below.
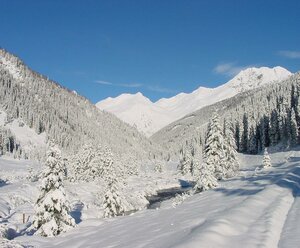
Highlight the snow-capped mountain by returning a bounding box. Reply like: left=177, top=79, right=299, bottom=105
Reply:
left=152, top=72, right=300, bottom=157
left=96, top=92, right=175, bottom=137
left=96, top=66, right=292, bottom=136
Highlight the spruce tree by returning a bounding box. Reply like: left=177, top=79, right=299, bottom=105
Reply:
left=204, top=113, right=226, bottom=180
left=241, top=114, right=249, bottom=152
left=288, top=108, right=298, bottom=146
left=33, top=143, right=75, bottom=237
left=269, top=110, right=280, bottom=146
left=102, top=175, right=130, bottom=218
left=178, top=143, right=192, bottom=176
left=262, top=148, right=272, bottom=168
left=193, top=163, right=218, bottom=192
left=248, top=126, right=257, bottom=154
left=223, top=121, right=240, bottom=178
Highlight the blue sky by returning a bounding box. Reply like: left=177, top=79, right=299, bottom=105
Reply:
left=1, top=0, right=300, bottom=103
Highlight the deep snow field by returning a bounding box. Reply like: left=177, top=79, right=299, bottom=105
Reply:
left=0, top=148, right=300, bottom=248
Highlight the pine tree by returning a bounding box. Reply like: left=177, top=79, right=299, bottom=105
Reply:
left=248, top=126, right=257, bottom=154
left=68, top=145, right=115, bottom=182
left=102, top=175, right=130, bottom=218
left=178, top=143, right=192, bottom=176
left=223, top=121, right=240, bottom=178
left=262, top=148, right=272, bottom=168
left=193, top=163, right=218, bottom=192
left=90, top=146, right=114, bottom=181
left=241, top=114, right=249, bottom=152
left=33, top=143, right=75, bottom=237
left=269, top=110, right=280, bottom=146
left=204, top=113, right=226, bottom=180
left=68, top=144, right=95, bottom=181
left=288, top=108, right=298, bottom=146
left=235, top=122, right=241, bottom=151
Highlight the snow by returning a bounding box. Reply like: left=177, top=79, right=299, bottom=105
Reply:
left=0, top=110, right=46, bottom=158
left=96, top=67, right=292, bottom=136
left=0, top=56, right=23, bottom=81
left=96, top=92, right=175, bottom=137
left=0, top=148, right=297, bottom=247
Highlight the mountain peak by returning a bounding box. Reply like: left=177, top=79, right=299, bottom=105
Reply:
left=96, top=66, right=293, bottom=136
left=226, top=66, right=292, bottom=92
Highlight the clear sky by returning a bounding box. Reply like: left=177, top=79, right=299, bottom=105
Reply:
left=1, top=0, right=300, bottom=103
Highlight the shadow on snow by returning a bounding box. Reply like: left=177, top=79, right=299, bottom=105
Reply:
left=214, top=157, right=300, bottom=198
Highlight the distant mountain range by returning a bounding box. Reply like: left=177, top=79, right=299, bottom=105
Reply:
left=96, top=66, right=292, bottom=136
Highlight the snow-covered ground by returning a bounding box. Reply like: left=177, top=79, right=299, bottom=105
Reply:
left=0, top=110, right=47, bottom=159
left=1, top=148, right=300, bottom=247
left=96, top=67, right=292, bottom=136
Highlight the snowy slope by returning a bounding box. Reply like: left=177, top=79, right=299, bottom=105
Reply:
left=96, top=92, right=175, bottom=136
left=0, top=110, right=47, bottom=159
left=0, top=54, right=23, bottom=81
left=11, top=148, right=300, bottom=247
left=96, top=67, right=292, bottom=136
left=0, top=49, right=163, bottom=161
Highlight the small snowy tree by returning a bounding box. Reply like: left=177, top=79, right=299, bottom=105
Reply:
left=204, top=113, right=226, bottom=180
left=102, top=175, right=130, bottom=218
left=193, top=163, right=218, bottom=193
left=89, top=145, right=113, bottom=180
left=26, top=166, right=39, bottom=182
left=154, top=161, right=164, bottom=173
left=33, top=143, right=75, bottom=237
left=172, top=192, right=191, bottom=208
left=178, top=144, right=193, bottom=176
left=262, top=148, right=272, bottom=168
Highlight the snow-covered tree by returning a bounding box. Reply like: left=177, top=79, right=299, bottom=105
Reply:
left=262, top=148, right=272, bottom=168
left=223, top=120, right=240, bottom=178
left=204, top=113, right=226, bottom=180
left=178, top=143, right=193, bottom=175
left=287, top=108, right=298, bottom=146
left=102, top=175, right=130, bottom=218
left=33, top=143, right=75, bottom=237
left=248, top=126, right=257, bottom=154
left=193, top=163, right=218, bottom=192
left=269, top=110, right=280, bottom=146
left=26, top=166, right=39, bottom=182
left=90, top=146, right=114, bottom=181
left=68, top=145, right=115, bottom=182
left=241, top=114, right=249, bottom=153
left=154, top=161, right=164, bottom=173
left=172, top=192, right=191, bottom=207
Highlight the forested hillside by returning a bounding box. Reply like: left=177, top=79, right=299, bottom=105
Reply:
left=0, top=49, right=163, bottom=160
left=152, top=73, right=300, bottom=157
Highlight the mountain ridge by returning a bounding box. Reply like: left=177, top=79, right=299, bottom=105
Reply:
left=96, top=66, right=292, bottom=136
